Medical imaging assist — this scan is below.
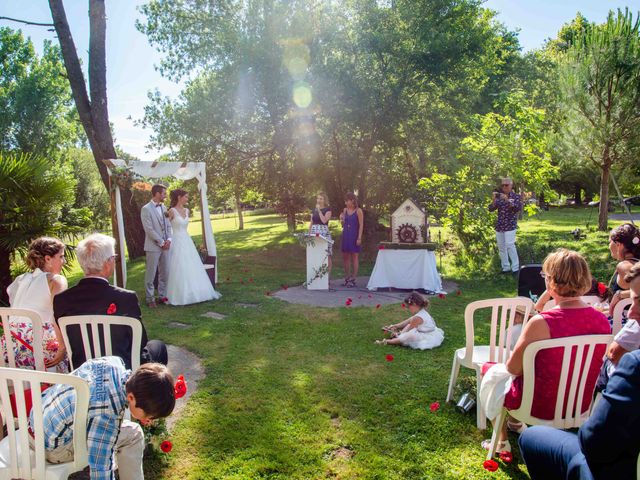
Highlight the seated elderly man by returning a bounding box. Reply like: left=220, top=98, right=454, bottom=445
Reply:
left=519, top=261, right=640, bottom=480
left=54, top=233, right=168, bottom=369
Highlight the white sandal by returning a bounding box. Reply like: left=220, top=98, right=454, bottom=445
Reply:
left=481, top=439, right=511, bottom=454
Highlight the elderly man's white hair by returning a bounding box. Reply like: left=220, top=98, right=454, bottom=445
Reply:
left=502, top=177, right=513, bottom=185
left=76, top=233, right=116, bottom=275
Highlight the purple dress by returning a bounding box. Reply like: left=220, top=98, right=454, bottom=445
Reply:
left=341, top=209, right=361, bottom=253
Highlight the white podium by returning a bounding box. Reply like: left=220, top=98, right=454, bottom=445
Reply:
left=305, top=234, right=333, bottom=290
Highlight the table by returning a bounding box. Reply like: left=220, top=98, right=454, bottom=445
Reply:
left=367, top=249, right=443, bottom=292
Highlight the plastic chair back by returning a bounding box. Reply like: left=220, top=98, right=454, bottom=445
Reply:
left=463, top=297, right=535, bottom=365
left=611, top=298, right=633, bottom=336
left=0, top=308, right=45, bottom=371
left=58, top=315, right=142, bottom=370
left=0, top=367, right=89, bottom=479
left=513, top=334, right=613, bottom=429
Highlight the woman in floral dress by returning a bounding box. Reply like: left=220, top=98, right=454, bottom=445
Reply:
left=4, top=237, right=68, bottom=371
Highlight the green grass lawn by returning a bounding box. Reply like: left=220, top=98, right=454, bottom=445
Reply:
left=66, top=208, right=629, bottom=479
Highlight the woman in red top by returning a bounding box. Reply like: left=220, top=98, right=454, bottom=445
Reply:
left=483, top=249, right=610, bottom=454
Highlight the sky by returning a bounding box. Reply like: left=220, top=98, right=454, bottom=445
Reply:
left=1, top=0, right=639, bottom=161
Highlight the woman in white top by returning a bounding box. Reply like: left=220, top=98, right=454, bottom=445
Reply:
left=4, top=237, right=68, bottom=371
left=166, top=189, right=221, bottom=305
left=376, top=292, right=444, bottom=350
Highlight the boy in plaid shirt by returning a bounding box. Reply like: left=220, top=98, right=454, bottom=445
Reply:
left=30, top=356, right=175, bottom=480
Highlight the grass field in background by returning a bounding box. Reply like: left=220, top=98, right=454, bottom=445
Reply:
left=62, top=207, right=633, bottom=479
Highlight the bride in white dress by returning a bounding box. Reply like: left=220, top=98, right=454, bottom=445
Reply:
left=166, top=189, right=221, bottom=305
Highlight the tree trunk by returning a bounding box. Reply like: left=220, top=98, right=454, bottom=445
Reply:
left=287, top=211, right=296, bottom=231
left=598, top=151, right=612, bottom=231
left=574, top=184, right=582, bottom=205
left=49, top=0, right=145, bottom=259
left=0, top=248, right=11, bottom=306
left=235, top=192, right=244, bottom=231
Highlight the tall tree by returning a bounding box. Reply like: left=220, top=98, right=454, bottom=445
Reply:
left=559, top=9, right=640, bottom=230
left=48, top=0, right=146, bottom=258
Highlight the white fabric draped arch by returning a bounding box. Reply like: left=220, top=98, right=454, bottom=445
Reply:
left=104, top=159, right=217, bottom=288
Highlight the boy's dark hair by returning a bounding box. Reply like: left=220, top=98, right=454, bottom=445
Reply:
left=403, top=291, right=429, bottom=309
left=151, top=184, right=167, bottom=197
left=126, top=363, right=175, bottom=419
left=625, top=261, right=640, bottom=284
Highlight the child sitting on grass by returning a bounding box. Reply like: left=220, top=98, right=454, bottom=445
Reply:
left=30, top=356, right=176, bottom=480
left=375, top=292, right=444, bottom=350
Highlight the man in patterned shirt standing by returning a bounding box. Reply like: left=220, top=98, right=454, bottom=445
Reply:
left=30, top=357, right=175, bottom=480
left=488, top=177, right=522, bottom=275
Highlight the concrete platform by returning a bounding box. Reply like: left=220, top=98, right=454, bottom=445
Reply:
left=272, top=276, right=458, bottom=308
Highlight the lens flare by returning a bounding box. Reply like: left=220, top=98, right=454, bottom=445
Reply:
left=293, top=82, right=312, bottom=108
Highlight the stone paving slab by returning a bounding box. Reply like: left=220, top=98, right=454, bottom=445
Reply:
left=201, top=311, right=227, bottom=320
left=272, top=276, right=458, bottom=308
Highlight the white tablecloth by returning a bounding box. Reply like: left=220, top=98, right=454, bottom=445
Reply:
left=367, top=249, right=443, bottom=292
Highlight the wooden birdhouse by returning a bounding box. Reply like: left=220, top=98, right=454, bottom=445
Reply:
left=391, top=199, right=428, bottom=243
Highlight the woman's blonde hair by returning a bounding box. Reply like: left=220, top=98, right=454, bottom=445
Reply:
left=316, top=192, right=329, bottom=207
left=542, top=248, right=592, bottom=298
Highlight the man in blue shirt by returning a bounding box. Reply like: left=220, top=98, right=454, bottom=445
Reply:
left=30, top=357, right=175, bottom=480
left=488, top=177, right=522, bottom=274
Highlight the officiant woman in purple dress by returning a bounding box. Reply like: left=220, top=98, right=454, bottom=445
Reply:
left=340, top=192, right=364, bottom=288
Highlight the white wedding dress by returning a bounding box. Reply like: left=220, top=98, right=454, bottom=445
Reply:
left=166, top=208, right=221, bottom=305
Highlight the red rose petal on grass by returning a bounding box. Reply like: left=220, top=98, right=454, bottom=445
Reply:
left=401, top=303, right=406, bottom=309
left=106, top=303, right=117, bottom=315
left=438, top=293, right=446, bottom=299
left=376, top=304, right=381, bottom=309
left=499, top=451, right=513, bottom=463
left=160, top=440, right=172, bottom=453
left=456, top=290, right=461, bottom=296
left=385, top=354, right=394, bottom=362
left=429, top=401, right=440, bottom=412
left=483, top=459, right=499, bottom=472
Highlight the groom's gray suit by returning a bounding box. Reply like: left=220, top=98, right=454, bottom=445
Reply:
left=141, top=200, right=172, bottom=304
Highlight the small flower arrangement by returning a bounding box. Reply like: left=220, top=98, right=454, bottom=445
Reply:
left=110, top=166, right=142, bottom=192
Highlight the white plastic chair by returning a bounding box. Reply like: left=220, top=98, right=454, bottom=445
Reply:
left=542, top=295, right=601, bottom=312
left=485, top=334, right=613, bottom=459
left=0, top=308, right=45, bottom=371
left=0, top=367, right=90, bottom=479
left=58, top=315, right=143, bottom=370
left=446, top=297, right=535, bottom=429
left=611, top=298, right=633, bottom=336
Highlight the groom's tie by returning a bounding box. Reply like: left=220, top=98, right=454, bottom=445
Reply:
left=154, top=203, right=167, bottom=240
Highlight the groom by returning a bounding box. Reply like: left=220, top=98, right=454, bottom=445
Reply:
left=141, top=184, right=172, bottom=308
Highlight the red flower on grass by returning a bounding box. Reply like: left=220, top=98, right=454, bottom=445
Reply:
left=438, top=293, right=446, bottom=299
left=174, top=375, right=187, bottom=399
left=401, top=303, right=406, bottom=309
left=483, top=459, right=499, bottom=472
left=499, top=451, right=513, bottom=463
left=160, top=440, right=172, bottom=453
left=385, top=354, right=394, bottom=362
left=107, top=303, right=117, bottom=315
left=376, top=304, right=381, bottom=309
left=345, top=298, right=352, bottom=306
left=429, top=402, right=440, bottom=412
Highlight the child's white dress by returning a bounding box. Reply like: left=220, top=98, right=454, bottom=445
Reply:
left=395, top=309, right=444, bottom=350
